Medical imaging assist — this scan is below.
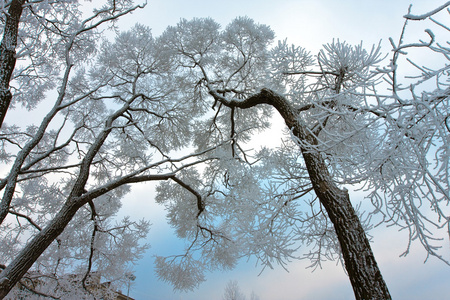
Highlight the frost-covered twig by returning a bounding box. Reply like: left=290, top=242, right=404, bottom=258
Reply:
left=404, top=1, right=450, bottom=20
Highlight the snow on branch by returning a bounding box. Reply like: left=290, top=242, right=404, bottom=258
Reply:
left=404, top=1, right=450, bottom=20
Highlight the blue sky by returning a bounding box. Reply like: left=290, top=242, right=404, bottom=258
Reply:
left=121, top=185, right=450, bottom=300
left=113, top=1, right=450, bottom=299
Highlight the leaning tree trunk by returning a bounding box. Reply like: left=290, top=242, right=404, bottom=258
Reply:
left=0, top=104, right=117, bottom=298
left=211, top=88, right=392, bottom=300
left=0, top=199, right=84, bottom=299
left=302, top=147, right=391, bottom=300
left=0, top=0, right=25, bottom=128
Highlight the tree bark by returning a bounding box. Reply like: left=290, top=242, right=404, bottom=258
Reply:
left=0, top=0, right=25, bottom=128
left=0, top=199, right=84, bottom=299
left=211, top=88, right=391, bottom=300
left=301, top=149, right=391, bottom=300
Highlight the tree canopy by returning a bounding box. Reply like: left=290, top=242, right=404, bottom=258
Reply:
left=0, top=1, right=449, bottom=299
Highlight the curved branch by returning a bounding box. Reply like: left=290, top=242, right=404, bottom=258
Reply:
left=403, top=2, right=450, bottom=20
left=171, top=176, right=204, bottom=217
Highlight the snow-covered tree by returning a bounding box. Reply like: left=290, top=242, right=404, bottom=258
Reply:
left=223, top=280, right=247, bottom=300
left=153, top=4, right=450, bottom=300
left=1, top=1, right=449, bottom=300
left=222, top=280, right=260, bottom=300
left=0, top=1, right=216, bottom=298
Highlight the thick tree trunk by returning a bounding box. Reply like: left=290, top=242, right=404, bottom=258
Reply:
left=302, top=149, right=391, bottom=300
left=0, top=199, right=83, bottom=299
left=0, top=0, right=25, bottom=128
left=212, top=88, right=391, bottom=300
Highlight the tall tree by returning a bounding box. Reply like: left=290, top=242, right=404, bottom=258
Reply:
left=0, top=2, right=214, bottom=298
left=1, top=2, right=449, bottom=300
left=154, top=5, right=450, bottom=299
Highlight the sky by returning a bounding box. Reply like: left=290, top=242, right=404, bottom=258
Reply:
left=106, top=1, right=450, bottom=299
